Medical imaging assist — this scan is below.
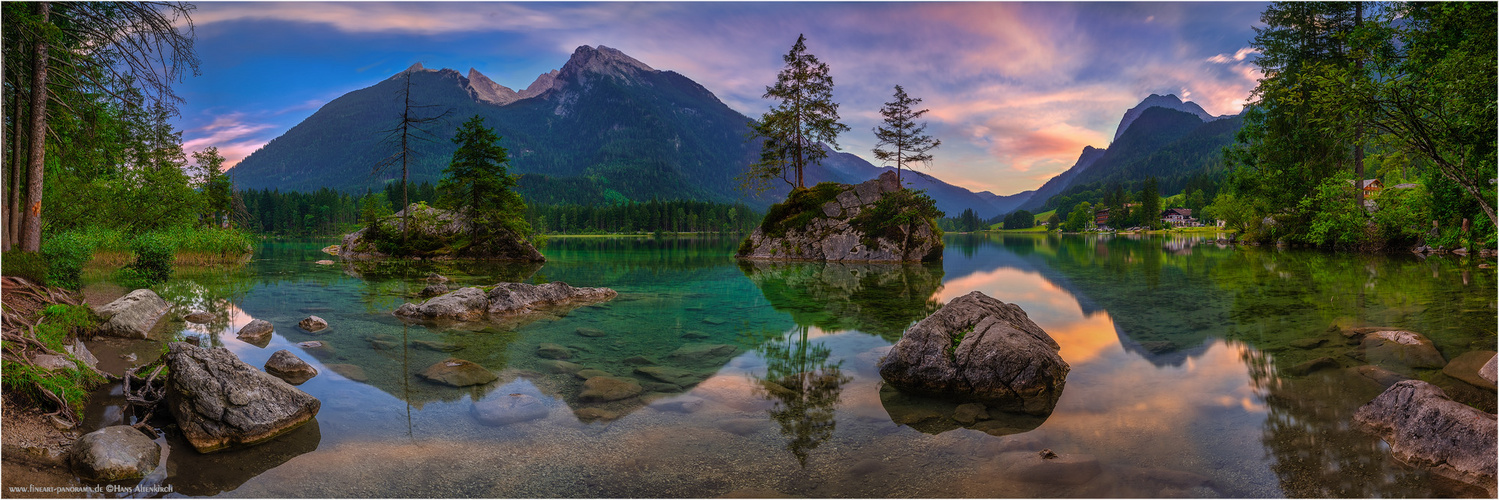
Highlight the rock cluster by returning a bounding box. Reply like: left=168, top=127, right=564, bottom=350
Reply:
left=878, top=291, right=1069, bottom=415
left=338, top=203, right=545, bottom=261
left=737, top=171, right=943, bottom=262
left=1354, top=380, right=1496, bottom=496
left=93, top=289, right=169, bottom=339
left=164, top=343, right=321, bottom=453
left=394, top=282, right=617, bottom=322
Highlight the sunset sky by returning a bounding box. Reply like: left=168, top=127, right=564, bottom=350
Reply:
left=178, top=2, right=1269, bottom=196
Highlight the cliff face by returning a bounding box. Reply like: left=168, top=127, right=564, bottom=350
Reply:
left=737, top=171, right=943, bottom=262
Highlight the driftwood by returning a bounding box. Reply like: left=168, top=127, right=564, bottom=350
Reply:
left=123, top=364, right=166, bottom=435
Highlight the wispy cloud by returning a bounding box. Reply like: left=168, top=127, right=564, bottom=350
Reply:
left=182, top=113, right=275, bottom=169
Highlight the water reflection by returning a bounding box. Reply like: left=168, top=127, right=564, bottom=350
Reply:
left=738, top=260, right=943, bottom=341
left=752, top=326, right=851, bottom=466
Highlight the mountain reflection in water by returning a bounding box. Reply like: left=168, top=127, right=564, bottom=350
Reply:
left=64, top=234, right=1493, bottom=498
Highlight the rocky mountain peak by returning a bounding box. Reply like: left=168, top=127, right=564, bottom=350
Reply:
left=556, top=45, right=656, bottom=85
left=1112, top=93, right=1218, bottom=142
left=466, top=68, right=521, bottom=106
left=519, top=70, right=559, bottom=99
left=405, top=62, right=426, bottom=73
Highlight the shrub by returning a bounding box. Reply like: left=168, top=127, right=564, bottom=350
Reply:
left=41, top=232, right=92, bottom=290
left=850, top=189, right=943, bottom=246
left=760, top=183, right=847, bottom=238
left=120, top=232, right=175, bottom=288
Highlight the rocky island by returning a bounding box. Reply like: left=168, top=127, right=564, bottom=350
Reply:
left=339, top=203, right=544, bottom=261
left=737, top=171, right=943, bottom=262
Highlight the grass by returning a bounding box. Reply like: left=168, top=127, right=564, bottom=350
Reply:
left=0, top=304, right=107, bottom=417
left=61, top=226, right=255, bottom=266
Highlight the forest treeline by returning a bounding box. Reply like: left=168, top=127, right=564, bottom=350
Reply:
left=238, top=181, right=763, bottom=236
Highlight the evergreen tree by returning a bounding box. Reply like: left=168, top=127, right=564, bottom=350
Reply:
left=438, top=115, right=528, bottom=241
left=194, top=147, right=232, bottom=227
left=745, top=34, right=848, bottom=191
left=1138, top=177, right=1162, bottom=229
left=873, top=85, right=940, bottom=184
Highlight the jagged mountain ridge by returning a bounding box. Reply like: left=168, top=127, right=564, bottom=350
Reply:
left=228, top=45, right=1011, bottom=216
left=1112, top=93, right=1221, bottom=142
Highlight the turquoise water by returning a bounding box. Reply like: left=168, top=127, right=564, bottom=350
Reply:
left=80, top=233, right=1495, bottom=497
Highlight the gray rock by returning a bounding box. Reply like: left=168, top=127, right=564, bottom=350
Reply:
left=953, top=403, right=990, bottom=424
left=1354, top=380, right=1497, bottom=496
left=1356, top=329, right=1447, bottom=369
left=1348, top=365, right=1410, bottom=388
left=69, top=426, right=160, bottom=482
left=1483, top=354, right=1498, bottom=387
left=736, top=171, right=943, bottom=262
left=1442, top=351, right=1498, bottom=390
left=486, top=282, right=618, bottom=316
left=472, top=393, right=549, bottom=426
left=425, top=273, right=450, bottom=283
left=264, top=350, right=317, bottom=385
left=634, top=366, right=699, bottom=386
left=184, top=311, right=215, bottom=323
left=394, top=287, right=488, bottom=322
left=64, top=339, right=98, bottom=371
left=419, top=283, right=449, bottom=297
left=417, top=358, right=497, bottom=387
left=164, top=343, right=321, bottom=453
left=93, top=289, right=169, bottom=339
left=298, top=315, right=329, bottom=333
left=538, top=360, right=583, bottom=374
left=580, top=376, right=643, bottom=402
left=878, top=291, right=1069, bottom=416
left=32, top=353, right=75, bottom=371
left=236, top=319, right=274, bottom=347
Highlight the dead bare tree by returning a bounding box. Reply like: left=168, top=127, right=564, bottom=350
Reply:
left=371, top=69, right=450, bottom=245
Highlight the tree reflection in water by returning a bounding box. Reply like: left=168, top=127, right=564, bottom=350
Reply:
left=752, top=325, right=851, bottom=467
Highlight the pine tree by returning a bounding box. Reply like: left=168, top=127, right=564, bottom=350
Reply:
left=873, top=85, right=941, bottom=185
left=745, top=34, right=849, bottom=192
left=438, top=115, right=528, bottom=242
left=194, top=147, right=232, bottom=227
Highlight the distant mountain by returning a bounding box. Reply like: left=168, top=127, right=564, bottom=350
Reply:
left=803, top=147, right=1030, bottom=219
left=1016, top=94, right=1243, bottom=214
left=228, top=45, right=1011, bottom=217
left=1112, top=94, right=1221, bottom=142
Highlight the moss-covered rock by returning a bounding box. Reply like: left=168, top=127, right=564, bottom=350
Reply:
left=339, top=203, right=544, bottom=261
left=737, top=171, right=943, bottom=262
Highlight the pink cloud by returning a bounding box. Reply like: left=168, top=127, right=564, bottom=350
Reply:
left=182, top=113, right=274, bottom=170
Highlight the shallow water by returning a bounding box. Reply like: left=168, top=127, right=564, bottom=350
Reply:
left=77, top=233, right=1495, bottom=498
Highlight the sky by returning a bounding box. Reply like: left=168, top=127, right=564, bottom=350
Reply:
left=175, top=1, right=1269, bottom=197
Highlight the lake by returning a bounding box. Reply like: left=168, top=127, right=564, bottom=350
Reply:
left=81, top=233, right=1496, bottom=498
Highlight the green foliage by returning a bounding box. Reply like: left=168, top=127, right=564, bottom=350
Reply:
left=1062, top=202, right=1094, bottom=232
left=1, top=251, right=50, bottom=286
left=1, top=304, right=105, bottom=416
left=747, top=34, right=850, bottom=191
left=194, top=147, right=234, bottom=227
left=850, top=189, right=943, bottom=246
left=438, top=115, right=530, bottom=245
left=40, top=231, right=90, bottom=290
left=120, top=232, right=175, bottom=287
left=948, top=325, right=974, bottom=359
left=1003, top=210, right=1035, bottom=230
left=873, top=85, right=940, bottom=182
left=760, top=183, right=847, bottom=238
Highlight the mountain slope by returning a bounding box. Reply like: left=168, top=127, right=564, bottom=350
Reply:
left=1112, top=94, right=1219, bottom=142
left=229, top=45, right=1012, bottom=216
left=1017, top=146, right=1106, bottom=213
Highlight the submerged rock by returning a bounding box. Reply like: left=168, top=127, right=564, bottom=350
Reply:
left=93, top=289, right=169, bottom=339
left=1483, top=354, right=1498, bottom=387
left=69, top=426, right=161, bottom=482
left=1343, top=327, right=1447, bottom=369
left=418, top=358, right=497, bottom=387
left=737, top=171, right=943, bottom=262
left=536, top=343, right=573, bottom=360
left=472, top=393, right=549, bottom=426
left=264, top=350, right=318, bottom=385
left=878, top=291, right=1069, bottom=416
left=164, top=343, right=321, bottom=453
left=236, top=319, right=274, bottom=347
left=393, top=282, right=617, bottom=323
left=419, top=283, right=450, bottom=297
left=579, top=376, right=643, bottom=402
left=184, top=311, right=215, bottom=323
left=1443, top=351, right=1498, bottom=390
left=298, top=315, right=329, bottom=333
left=996, top=450, right=1102, bottom=485
left=1354, top=380, right=1497, bottom=496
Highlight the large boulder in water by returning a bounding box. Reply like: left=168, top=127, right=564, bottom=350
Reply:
left=394, top=281, right=617, bottom=323
left=338, top=203, right=545, bottom=261
left=93, top=289, right=169, bottom=339
left=1345, top=328, right=1447, bottom=369
left=69, top=426, right=161, bottom=482
left=878, top=291, right=1069, bottom=415
left=737, top=171, right=943, bottom=262
left=164, top=343, right=321, bottom=453
left=1354, top=380, right=1497, bottom=496
left=264, top=350, right=318, bottom=385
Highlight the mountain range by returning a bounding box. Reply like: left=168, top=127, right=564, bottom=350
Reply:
left=228, top=45, right=1239, bottom=219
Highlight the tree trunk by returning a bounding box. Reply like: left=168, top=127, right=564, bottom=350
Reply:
left=5, top=71, right=25, bottom=251
left=1353, top=2, right=1365, bottom=210
left=21, top=2, right=50, bottom=253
